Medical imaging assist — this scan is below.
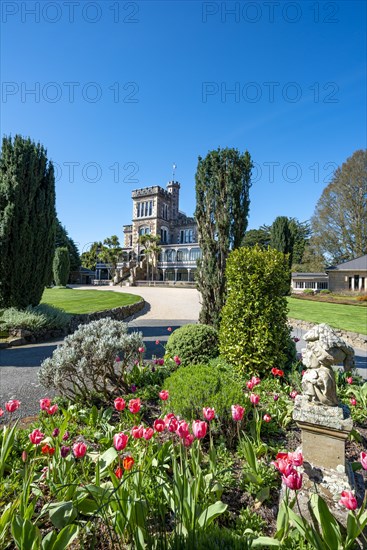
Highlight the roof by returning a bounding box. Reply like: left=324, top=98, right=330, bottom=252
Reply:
left=326, top=255, right=367, bottom=272
left=292, top=272, right=328, bottom=278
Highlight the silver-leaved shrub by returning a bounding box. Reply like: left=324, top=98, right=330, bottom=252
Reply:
left=38, top=318, right=143, bottom=403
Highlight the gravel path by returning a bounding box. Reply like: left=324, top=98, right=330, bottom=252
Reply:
left=0, top=285, right=365, bottom=422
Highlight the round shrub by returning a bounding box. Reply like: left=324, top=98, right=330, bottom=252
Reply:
left=320, top=289, right=331, bottom=295
left=303, top=288, right=314, bottom=295
left=164, top=323, right=219, bottom=367
left=163, top=362, right=244, bottom=426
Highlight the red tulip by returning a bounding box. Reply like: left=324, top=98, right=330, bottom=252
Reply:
left=40, top=398, right=51, bottom=411
left=360, top=452, right=367, bottom=470
left=282, top=469, right=302, bottom=490
left=131, top=425, right=144, bottom=439
left=41, top=444, right=55, bottom=456
left=192, top=420, right=207, bottom=439
left=288, top=451, right=303, bottom=467
left=350, top=397, right=357, bottom=406
left=47, top=404, right=58, bottom=415
left=272, top=454, right=294, bottom=476
left=176, top=420, right=189, bottom=438
left=271, top=368, right=284, bottom=377
left=339, top=490, right=357, bottom=510
left=263, top=413, right=272, bottom=423
left=123, top=456, right=134, bottom=470
left=203, top=407, right=215, bottom=421
left=250, top=393, right=260, bottom=405
left=72, top=442, right=87, bottom=459
left=231, top=404, right=245, bottom=421
left=113, top=432, right=129, bottom=451
left=5, top=400, right=20, bottom=413
left=29, top=429, right=45, bottom=445
left=138, top=347, right=145, bottom=354
left=0, top=409, right=4, bottom=417
left=153, top=418, right=165, bottom=432
left=159, top=390, right=169, bottom=401
left=114, top=397, right=126, bottom=411
left=346, top=377, right=353, bottom=385
left=128, top=398, right=141, bottom=413
left=143, top=427, right=154, bottom=440
left=115, top=466, right=123, bottom=479
left=183, top=434, right=194, bottom=447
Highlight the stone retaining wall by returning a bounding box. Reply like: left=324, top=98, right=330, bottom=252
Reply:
left=5, top=299, right=145, bottom=347
left=288, top=318, right=367, bottom=350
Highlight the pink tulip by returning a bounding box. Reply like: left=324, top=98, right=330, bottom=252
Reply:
left=167, top=327, right=172, bottom=332
left=282, top=469, right=302, bottom=490
left=138, top=347, right=145, bottom=353
left=346, top=377, right=353, bottom=385
left=166, top=416, right=178, bottom=433
left=159, top=390, right=169, bottom=401
left=176, top=420, right=189, bottom=438
left=5, top=400, right=20, bottom=413
left=52, top=428, right=60, bottom=437
left=155, top=339, right=160, bottom=345
left=0, top=409, right=4, bottom=417
left=263, top=414, right=271, bottom=423
left=290, top=390, right=298, bottom=399
left=153, top=418, right=166, bottom=432
left=183, top=434, right=195, bottom=447
left=251, top=376, right=261, bottom=386
left=273, top=394, right=279, bottom=401
left=29, top=429, right=45, bottom=445
left=40, top=398, right=51, bottom=411
left=143, top=427, right=154, bottom=440
left=250, top=393, right=260, bottom=405
left=73, top=442, right=87, bottom=459
left=203, top=407, right=215, bottom=421
left=128, top=398, right=141, bottom=413
left=155, top=358, right=164, bottom=366
left=114, top=397, right=126, bottom=411
left=131, top=425, right=144, bottom=439
left=231, top=404, right=245, bottom=421
left=272, top=456, right=294, bottom=476
left=246, top=380, right=254, bottom=390
left=173, top=355, right=181, bottom=366
left=350, top=397, right=357, bottom=406
left=360, top=452, right=367, bottom=470
left=288, top=451, right=303, bottom=467
left=192, top=420, right=207, bottom=439
left=113, top=432, right=129, bottom=451
left=47, top=404, right=58, bottom=415
left=339, top=490, right=358, bottom=510
left=115, top=356, right=121, bottom=362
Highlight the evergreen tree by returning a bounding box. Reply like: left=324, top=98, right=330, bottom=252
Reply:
left=270, top=216, right=294, bottom=267
left=0, top=135, right=56, bottom=308
left=195, top=147, right=252, bottom=327
left=53, top=247, right=70, bottom=286
left=242, top=227, right=270, bottom=248
left=55, top=219, right=80, bottom=272
left=80, top=242, right=102, bottom=271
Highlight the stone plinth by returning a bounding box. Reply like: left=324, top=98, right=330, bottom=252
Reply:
left=293, top=395, right=353, bottom=470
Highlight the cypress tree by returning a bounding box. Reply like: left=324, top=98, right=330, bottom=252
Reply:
left=270, top=216, right=294, bottom=267
left=0, top=135, right=56, bottom=308
left=53, top=247, right=70, bottom=286
left=55, top=219, right=81, bottom=272
left=195, top=147, right=252, bottom=328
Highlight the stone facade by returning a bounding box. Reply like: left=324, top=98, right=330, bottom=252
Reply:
left=326, top=255, right=367, bottom=292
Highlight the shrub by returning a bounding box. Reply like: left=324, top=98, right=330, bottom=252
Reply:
left=219, top=246, right=293, bottom=376
left=164, top=323, right=219, bottom=367
left=163, top=362, right=245, bottom=441
left=38, top=318, right=143, bottom=403
left=356, top=294, right=367, bottom=302
left=53, top=246, right=70, bottom=286
left=320, top=289, right=331, bottom=294
left=302, top=288, right=314, bottom=295
left=0, top=304, right=71, bottom=332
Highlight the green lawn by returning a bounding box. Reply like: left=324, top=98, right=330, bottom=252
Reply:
left=287, top=297, right=367, bottom=335
left=41, top=288, right=142, bottom=315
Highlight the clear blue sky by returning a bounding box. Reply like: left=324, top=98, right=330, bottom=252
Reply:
left=1, top=0, right=365, bottom=252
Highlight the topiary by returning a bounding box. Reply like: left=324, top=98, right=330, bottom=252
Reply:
left=163, top=362, right=245, bottom=443
left=38, top=318, right=143, bottom=403
left=164, top=323, right=219, bottom=367
left=219, top=246, right=293, bottom=376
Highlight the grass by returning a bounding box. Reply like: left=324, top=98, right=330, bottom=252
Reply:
left=287, top=297, right=367, bottom=334
left=41, top=288, right=142, bottom=315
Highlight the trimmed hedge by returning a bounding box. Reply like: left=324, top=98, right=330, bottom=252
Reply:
left=164, top=323, right=219, bottom=367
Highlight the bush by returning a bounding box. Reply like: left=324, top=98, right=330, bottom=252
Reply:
left=0, top=304, right=71, bottom=332
left=302, top=289, right=314, bottom=295
left=163, top=362, right=245, bottom=439
left=53, top=246, right=70, bottom=286
left=38, top=318, right=143, bottom=403
left=219, top=246, right=293, bottom=376
left=319, top=289, right=331, bottom=294
left=164, top=323, right=219, bottom=367
left=356, top=294, right=367, bottom=302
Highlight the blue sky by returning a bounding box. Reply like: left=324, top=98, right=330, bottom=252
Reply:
left=1, top=0, right=365, bottom=252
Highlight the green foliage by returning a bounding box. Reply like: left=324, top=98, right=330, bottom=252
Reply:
left=0, top=304, right=71, bottom=332
left=234, top=508, right=267, bottom=537
left=55, top=220, right=80, bottom=272
left=242, top=227, right=270, bottom=249
left=302, top=289, right=315, bottom=295
left=164, top=363, right=245, bottom=424
left=270, top=216, right=294, bottom=267
left=53, top=247, right=70, bottom=287
left=319, top=289, right=331, bottom=294
left=195, top=147, right=253, bottom=328
left=164, top=323, right=219, bottom=367
left=80, top=241, right=102, bottom=271
left=219, top=246, right=293, bottom=375
left=0, top=135, right=57, bottom=308
left=173, top=526, right=244, bottom=549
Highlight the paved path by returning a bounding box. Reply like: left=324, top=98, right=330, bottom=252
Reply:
left=0, top=285, right=366, bottom=420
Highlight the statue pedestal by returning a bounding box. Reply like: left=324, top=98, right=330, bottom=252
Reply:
left=293, top=395, right=353, bottom=470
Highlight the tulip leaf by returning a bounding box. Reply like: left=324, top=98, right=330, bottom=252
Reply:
left=198, top=500, right=227, bottom=528
left=48, top=501, right=77, bottom=529
left=310, top=493, right=341, bottom=549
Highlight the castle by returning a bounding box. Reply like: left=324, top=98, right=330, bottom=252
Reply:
left=118, top=181, right=201, bottom=282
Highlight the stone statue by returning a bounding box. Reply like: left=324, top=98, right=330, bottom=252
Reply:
left=301, top=324, right=355, bottom=407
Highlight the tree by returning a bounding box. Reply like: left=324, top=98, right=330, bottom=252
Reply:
left=99, top=235, right=122, bottom=278
left=270, top=216, right=294, bottom=267
left=292, top=239, right=325, bottom=272
left=195, top=147, right=253, bottom=327
left=311, top=149, right=367, bottom=264
left=241, top=227, right=270, bottom=249
left=138, top=234, right=161, bottom=281
left=53, top=247, right=70, bottom=286
left=288, top=218, right=311, bottom=266
left=80, top=242, right=102, bottom=271
left=55, top=219, right=80, bottom=272
left=0, top=135, right=56, bottom=308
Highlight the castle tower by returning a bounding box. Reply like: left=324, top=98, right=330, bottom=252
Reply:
left=166, top=181, right=180, bottom=220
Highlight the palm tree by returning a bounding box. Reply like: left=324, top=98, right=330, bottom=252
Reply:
left=138, top=234, right=161, bottom=282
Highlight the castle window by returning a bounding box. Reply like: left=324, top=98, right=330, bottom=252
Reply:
left=136, top=203, right=140, bottom=217
left=139, top=226, right=150, bottom=235
left=161, top=227, right=168, bottom=244
left=180, top=229, right=193, bottom=244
